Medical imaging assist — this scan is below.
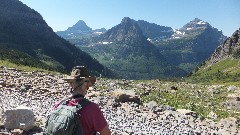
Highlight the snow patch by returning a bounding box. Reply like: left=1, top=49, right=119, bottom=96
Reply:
left=197, top=21, right=206, bottom=25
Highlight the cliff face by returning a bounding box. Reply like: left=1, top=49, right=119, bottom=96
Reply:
left=207, top=29, right=240, bottom=65
left=136, top=20, right=173, bottom=40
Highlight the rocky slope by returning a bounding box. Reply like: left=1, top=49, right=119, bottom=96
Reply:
left=0, top=66, right=239, bottom=134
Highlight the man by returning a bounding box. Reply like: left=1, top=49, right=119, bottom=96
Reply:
left=55, top=66, right=111, bottom=135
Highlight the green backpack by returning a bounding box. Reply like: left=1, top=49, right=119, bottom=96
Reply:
left=44, top=98, right=91, bottom=135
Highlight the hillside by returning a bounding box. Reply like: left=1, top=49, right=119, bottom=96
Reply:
left=0, top=0, right=113, bottom=77
left=78, top=17, right=187, bottom=79
left=154, top=18, right=227, bottom=73
left=189, top=28, right=240, bottom=83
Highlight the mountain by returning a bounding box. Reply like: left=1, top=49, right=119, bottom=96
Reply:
left=56, top=20, right=92, bottom=39
left=78, top=17, right=187, bottom=79
left=93, top=17, right=149, bottom=44
left=0, top=0, right=113, bottom=77
left=56, top=20, right=107, bottom=39
left=136, top=20, right=174, bottom=40
left=188, top=28, right=240, bottom=83
left=67, top=20, right=92, bottom=32
left=53, top=17, right=227, bottom=79
left=154, top=18, right=227, bottom=72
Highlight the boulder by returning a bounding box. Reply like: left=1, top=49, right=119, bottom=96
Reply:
left=3, top=106, right=35, bottom=131
left=115, top=94, right=141, bottom=104
left=111, top=89, right=140, bottom=104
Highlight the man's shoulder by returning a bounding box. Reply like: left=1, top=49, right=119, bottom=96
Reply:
left=79, top=100, right=102, bottom=115
left=81, top=100, right=98, bottom=109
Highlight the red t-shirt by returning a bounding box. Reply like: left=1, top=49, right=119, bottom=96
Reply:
left=54, top=98, right=108, bottom=135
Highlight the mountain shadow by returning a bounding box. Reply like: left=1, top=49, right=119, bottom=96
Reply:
left=0, top=0, right=113, bottom=77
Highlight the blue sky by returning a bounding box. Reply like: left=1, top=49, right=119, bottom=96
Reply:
left=19, top=0, right=240, bottom=37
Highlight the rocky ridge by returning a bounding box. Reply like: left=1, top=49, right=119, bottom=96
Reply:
left=207, top=28, right=240, bottom=65
left=0, top=66, right=239, bottom=135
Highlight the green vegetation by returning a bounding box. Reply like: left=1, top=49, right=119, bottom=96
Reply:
left=79, top=43, right=186, bottom=79
left=154, top=37, right=199, bottom=73
left=0, top=60, right=59, bottom=74
left=133, top=80, right=240, bottom=121
left=0, top=46, right=55, bottom=70
left=188, top=58, right=240, bottom=84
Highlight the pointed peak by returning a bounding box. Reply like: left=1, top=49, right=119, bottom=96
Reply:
left=67, top=20, right=92, bottom=31
left=193, top=18, right=202, bottom=22
left=180, top=18, right=210, bottom=31
left=75, top=20, right=87, bottom=25
left=190, top=18, right=208, bottom=25
left=121, top=17, right=135, bottom=24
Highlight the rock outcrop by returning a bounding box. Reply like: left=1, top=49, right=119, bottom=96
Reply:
left=3, top=106, right=35, bottom=131
left=207, top=28, right=240, bottom=65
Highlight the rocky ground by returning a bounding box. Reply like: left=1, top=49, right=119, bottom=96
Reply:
left=0, top=66, right=239, bottom=135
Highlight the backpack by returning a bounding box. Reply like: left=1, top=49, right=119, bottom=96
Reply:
left=44, top=98, right=91, bottom=135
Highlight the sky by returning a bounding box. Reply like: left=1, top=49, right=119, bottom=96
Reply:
left=19, top=0, right=240, bottom=37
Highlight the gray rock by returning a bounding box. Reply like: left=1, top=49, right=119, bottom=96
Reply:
left=3, top=106, right=35, bottom=131
left=144, top=100, right=158, bottom=109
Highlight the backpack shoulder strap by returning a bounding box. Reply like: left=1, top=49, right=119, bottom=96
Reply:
left=76, top=98, right=91, bottom=110
left=58, top=96, right=73, bottom=106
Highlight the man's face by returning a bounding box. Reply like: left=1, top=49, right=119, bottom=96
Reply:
left=68, top=79, right=89, bottom=94
left=69, top=79, right=84, bottom=88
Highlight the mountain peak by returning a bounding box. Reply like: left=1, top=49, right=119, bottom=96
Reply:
left=193, top=18, right=202, bottom=22
left=121, top=17, right=135, bottom=24
left=67, top=20, right=92, bottom=32
left=171, top=18, right=214, bottom=39
left=98, top=17, right=148, bottom=44
left=181, top=18, right=210, bottom=30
